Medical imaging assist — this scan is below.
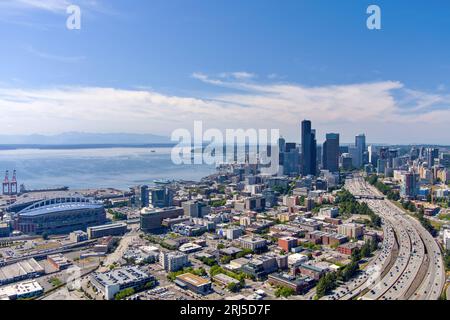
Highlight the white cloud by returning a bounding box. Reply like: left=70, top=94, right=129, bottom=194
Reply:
left=0, top=75, right=449, bottom=144
left=0, top=0, right=111, bottom=17
left=24, top=45, right=86, bottom=63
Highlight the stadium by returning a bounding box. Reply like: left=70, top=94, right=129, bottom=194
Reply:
left=16, top=197, right=106, bottom=235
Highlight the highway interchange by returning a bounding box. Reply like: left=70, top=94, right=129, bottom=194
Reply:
left=324, top=175, right=445, bottom=300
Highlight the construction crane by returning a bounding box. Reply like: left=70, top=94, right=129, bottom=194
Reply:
left=2, top=170, right=9, bottom=195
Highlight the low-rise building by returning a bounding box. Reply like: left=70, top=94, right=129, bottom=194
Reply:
left=140, top=206, right=184, bottom=232
left=268, top=273, right=315, bottom=294
left=337, top=223, right=365, bottom=239
left=337, top=242, right=361, bottom=256
left=0, top=280, right=43, bottom=300
left=175, top=273, right=212, bottom=295
left=297, top=263, right=327, bottom=280
left=47, top=253, right=71, bottom=271
left=0, top=258, right=45, bottom=286
left=87, top=222, right=127, bottom=239
left=238, top=236, right=267, bottom=253
left=287, top=253, right=309, bottom=267
left=318, top=207, right=339, bottom=219
left=90, top=266, right=154, bottom=300
left=69, top=230, right=88, bottom=243
left=0, top=223, right=10, bottom=238
left=278, top=236, right=298, bottom=252
left=213, top=273, right=240, bottom=287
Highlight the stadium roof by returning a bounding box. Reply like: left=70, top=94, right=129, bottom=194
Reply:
left=18, top=197, right=103, bottom=217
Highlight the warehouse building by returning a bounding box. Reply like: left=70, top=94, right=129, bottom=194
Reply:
left=0, top=258, right=45, bottom=286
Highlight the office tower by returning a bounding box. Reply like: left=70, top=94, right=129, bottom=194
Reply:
left=339, top=146, right=349, bottom=155
left=149, top=187, right=174, bottom=208
left=350, top=148, right=361, bottom=169
left=301, top=120, right=317, bottom=176
left=316, top=145, right=322, bottom=168
left=140, top=185, right=149, bottom=208
left=410, top=147, right=420, bottom=160
left=278, top=137, right=286, bottom=153
left=440, top=153, right=450, bottom=168
left=182, top=200, right=210, bottom=218
left=283, top=146, right=300, bottom=176
left=339, top=153, right=353, bottom=171
left=400, top=172, right=419, bottom=199
left=377, top=159, right=387, bottom=174
left=426, top=148, right=439, bottom=167
left=355, top=134, right=366, bottom=167
left=285, top=143, right=297, bottom=153
left=322, top=133, right=340, bottom=173
left=368, top=145, right=379, bottom=166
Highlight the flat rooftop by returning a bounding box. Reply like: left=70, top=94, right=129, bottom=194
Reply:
left=0, top=258, right=44, bottom=283
left=91, top=266, right=151, bottom=288
left=87, top=222, right=127, bottom=231
left=176, top=273, right=211, bottom=287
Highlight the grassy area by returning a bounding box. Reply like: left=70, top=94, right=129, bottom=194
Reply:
left=49, top=277, right=63, bottom=287
left=34, top=242, right=61, bottom=251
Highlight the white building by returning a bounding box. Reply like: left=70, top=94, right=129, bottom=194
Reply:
left=0, top=280, right=43, bottom=300
left=90, top=266, right=154, bottom=300
left=444, top=229, right=450, bottom=251
left=318, top=207, right=339, bottom=219
left=287, top=253, right=309, bottom=267
left=159, top=252, right=189, bottom=272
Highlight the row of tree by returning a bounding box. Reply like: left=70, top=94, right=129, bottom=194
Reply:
left=366, top=175, right=400, bottom=201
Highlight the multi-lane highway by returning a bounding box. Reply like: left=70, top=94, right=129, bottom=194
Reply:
left=325, top=175, right=445, bottom=300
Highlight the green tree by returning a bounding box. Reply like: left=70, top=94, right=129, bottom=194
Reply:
left=316, top=273, right=337, bottom=298
left=114, top=288, right=135, bottom=300
left=227, top=282, right=240, bottom=293
left=275, top=286, right=296, bottom=298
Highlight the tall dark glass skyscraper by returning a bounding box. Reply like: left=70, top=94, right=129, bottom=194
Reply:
left=323, top=133, right=340, bottom=173
left=355, top=134, right=366, bottom=167
left=301, top=120, right=317, bottom=176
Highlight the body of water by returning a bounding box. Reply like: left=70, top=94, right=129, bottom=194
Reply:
left=0, top=147, right=216, bottom=190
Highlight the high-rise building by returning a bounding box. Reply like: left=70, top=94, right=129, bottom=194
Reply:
left=301, top=120, right=317, bottom=176
left=182, top=200, right=210, bottom=218
left=322, top=133, right=340, bottom=173
left=149, top=187, right=174, bottom=208
left=355, top=134, right=366, bottom=167
left=140, top=185, right=149, bottom=208
left=348, top=146, right=360, bottom=169
left=278, top=137, right=286, bottom=153
left=440, top=153, right=450, bottom=168
left=426, top=148, right=439, bottom=167
left=400, top=172, right=419, bottom=199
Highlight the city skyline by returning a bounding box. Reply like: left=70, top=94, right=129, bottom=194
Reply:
left=0, top=0, right=449, bottom=144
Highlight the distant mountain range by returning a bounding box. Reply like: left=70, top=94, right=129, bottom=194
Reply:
left=0, top=132, right=172, bottom=145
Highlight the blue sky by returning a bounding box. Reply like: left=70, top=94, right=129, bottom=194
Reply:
left=0, top=0, right=449, bottom=144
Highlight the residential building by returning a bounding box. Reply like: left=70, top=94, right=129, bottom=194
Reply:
left=159, top=252, right=189, bottom=272
left=338, top=223, right=365, bottom=239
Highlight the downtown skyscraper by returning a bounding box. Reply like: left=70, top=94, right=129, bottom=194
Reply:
left=323, top=133, right=340, bottom=173
left=354, top=134, right=367, bottom=168
left=301, top=120, right=317, bottom=176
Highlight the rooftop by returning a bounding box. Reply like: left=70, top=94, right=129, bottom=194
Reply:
left=176, top=273, right=211, bottom=287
